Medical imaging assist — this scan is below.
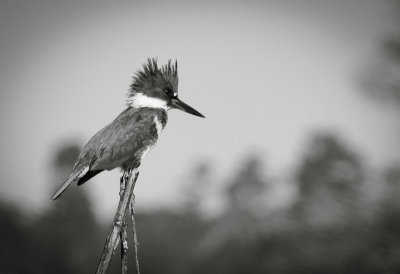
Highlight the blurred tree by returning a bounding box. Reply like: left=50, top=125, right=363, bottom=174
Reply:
left=360, top=164, right=400, bottom=273
left=134, top=210, right=206, bottom=274
left=191, top=155, right=270, bottom=273
left=362, top=0, right=400, bottom=106
left=356, top=2, right=400, bottom=270
left=227, top=155, right=267, bottom=213
left=181, top=161, right=213, bottom=215
left=5, top=138, right=395, bottom=274
left=0, top=202, right=30, bottom=273
left=294, top=133, right=365, bottom=226
left=385, top=165, right=400, bottom=185
left=28, top=143, right=101, bottom=274
left=214, top=155, right=268, bottom=242
left=382, top=164, right=400, bottom=209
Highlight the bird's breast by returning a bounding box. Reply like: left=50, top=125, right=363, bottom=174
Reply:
left=153, top=115, right=164, bottom=137
left=139, top=114, right=165, bottom=161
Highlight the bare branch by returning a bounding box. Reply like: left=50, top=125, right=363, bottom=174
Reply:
left=96, top=169, right=139, bottom=274
left=120, top=174, right=129, bottom=274
left=130, top=194, right=141, bottom=274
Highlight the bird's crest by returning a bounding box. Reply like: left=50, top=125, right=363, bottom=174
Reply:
left=128, top=58, right=178, bottom=99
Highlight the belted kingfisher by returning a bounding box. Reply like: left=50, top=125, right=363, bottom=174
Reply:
left=51, top=58, right=204, bottom=200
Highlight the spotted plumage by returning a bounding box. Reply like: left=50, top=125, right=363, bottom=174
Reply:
left=51, top=59, right=204, bottom=200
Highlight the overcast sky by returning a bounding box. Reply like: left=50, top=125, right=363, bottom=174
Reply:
left=1, top=0, right=399, bottom=219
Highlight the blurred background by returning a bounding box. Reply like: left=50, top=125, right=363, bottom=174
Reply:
left=1, top=0, right=400, bottom=273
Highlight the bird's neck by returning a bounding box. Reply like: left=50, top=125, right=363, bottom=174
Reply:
left=127, top=93, right=168, bottom=111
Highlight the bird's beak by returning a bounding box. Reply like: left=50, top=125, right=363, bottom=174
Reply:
left=170, top=98, right=205, bottom=118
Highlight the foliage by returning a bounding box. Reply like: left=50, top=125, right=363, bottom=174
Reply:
left=1, top=133, right=400, bottom=273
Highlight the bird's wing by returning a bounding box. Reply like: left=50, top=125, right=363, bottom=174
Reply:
left=79, top=109, right=159, bottom=171
left=50, top=166, right=89, bottom=200
left=51, top=108, right=162, bottom=200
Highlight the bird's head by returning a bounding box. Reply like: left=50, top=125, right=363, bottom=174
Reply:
left=127, top=58, right=204, bottom=118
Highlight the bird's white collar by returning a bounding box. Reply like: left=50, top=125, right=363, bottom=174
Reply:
left=127, top=93, right=169, bottom=110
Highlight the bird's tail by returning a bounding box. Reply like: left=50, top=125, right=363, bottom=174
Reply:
left=51, top=166, right=90, bottom=200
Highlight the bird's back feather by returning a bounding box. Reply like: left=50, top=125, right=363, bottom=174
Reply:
left=76, top=107, right=167, bottom=171
left=51, top=107, right=167, bottom=199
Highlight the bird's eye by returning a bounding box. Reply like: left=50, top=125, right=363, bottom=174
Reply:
left=164, top=88, right=177, bottom=98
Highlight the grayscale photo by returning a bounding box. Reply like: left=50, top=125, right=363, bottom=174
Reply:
left=1, top=0, right=400, bottom=273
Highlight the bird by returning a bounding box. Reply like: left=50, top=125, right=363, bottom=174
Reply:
left=51, top=58, right=204, bottom=200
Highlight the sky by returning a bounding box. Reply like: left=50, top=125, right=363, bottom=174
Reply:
left=1, top=0, right=399, bottom=220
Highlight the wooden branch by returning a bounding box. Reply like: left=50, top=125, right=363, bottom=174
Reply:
left=120, top=174, right=129, bottom=274
left=96, top=169, right=139, bottom=274
left=120, top=217, right=128, bottom=274
left=130, top=194, right=141, bottom=274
